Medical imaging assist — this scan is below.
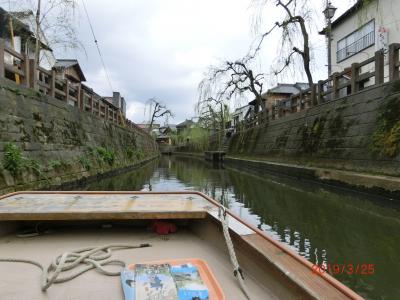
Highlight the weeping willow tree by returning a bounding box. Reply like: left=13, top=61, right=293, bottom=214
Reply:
left=249, top=0, right=315, bottom=87
left=196, top=96, right=231, bottom=150
left=198, top=60, right=265, bottom=115
left=170, top=125, right=210, bottom=152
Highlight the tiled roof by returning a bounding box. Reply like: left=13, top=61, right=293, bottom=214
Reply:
left=54, top=59, right=86, bottom=81
left=176, top=119, right=194, bottom=127
left=263, top=82, right=310, bottom=96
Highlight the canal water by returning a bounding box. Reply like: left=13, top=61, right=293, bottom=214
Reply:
left=81, top=155, right=400, bottom=300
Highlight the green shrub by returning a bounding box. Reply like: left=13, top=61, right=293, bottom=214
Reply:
left=2, top=143, right=25, bottom=177
left=2, top=143, right=43, bottom=177
left=79, top=156, right=92, bottom=170
left=48, top=160, right=63, bottom=171
left=126, top=148, right=134, bottom=159
left=96, top=147, right=115, bottom=166
left=136, top=149, right=144, bottom=160
left=26, top=159, right=42, bottom=175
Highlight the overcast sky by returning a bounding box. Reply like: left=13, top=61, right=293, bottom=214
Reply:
left=6, top=0, right=354, bottom=124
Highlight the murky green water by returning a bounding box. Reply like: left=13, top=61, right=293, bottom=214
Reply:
left=82, top=155, right=400, bottom=299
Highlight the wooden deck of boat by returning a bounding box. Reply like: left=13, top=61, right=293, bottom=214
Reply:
left=0, top=192, right=363, bottom=299
left=0, top=226, right=290, bottom=300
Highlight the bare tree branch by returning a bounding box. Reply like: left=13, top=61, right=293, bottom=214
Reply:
left=198, top=59, right=267, bottom=128
left=248, top=0, right=314, bottom=87
left=146, top=98, right=174, bottom=132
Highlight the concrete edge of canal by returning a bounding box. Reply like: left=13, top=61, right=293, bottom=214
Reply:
left=172, top=152, right=400, bottom=200
left=224, top=156, right=400, bottom=200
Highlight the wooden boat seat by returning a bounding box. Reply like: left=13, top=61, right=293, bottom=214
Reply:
left=0, top=193, right=209, bottom=221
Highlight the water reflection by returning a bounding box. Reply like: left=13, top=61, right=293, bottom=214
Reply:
left=83, top=155, right=400, bottom=300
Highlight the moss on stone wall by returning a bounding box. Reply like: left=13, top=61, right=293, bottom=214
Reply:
left=275, top=129, right=289, bottom=149
left=298, top=115, right=327, bottom=154
left=372, top=94, right=400, bottom=158
left=325, top=113, right=356, bottom=151
left=234, top=126, right=263, bottom=154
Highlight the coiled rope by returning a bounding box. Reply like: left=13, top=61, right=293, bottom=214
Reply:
left=0, top=243, right=151, bottom=291
left=219, top=206, right=251, bottom=299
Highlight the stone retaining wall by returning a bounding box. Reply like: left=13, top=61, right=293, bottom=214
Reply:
left=228, top=80, right=400, bottom=177
left=0, top=79, right=158, bottom=195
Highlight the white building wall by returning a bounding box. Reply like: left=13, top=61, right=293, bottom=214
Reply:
left=330, top=0, right=400, bottom=83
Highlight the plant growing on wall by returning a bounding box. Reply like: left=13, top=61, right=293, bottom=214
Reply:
left=96, top=146, right=115, bottom=166
left=26, top=158, right=42, bottom=175
left=372, top=95, right=400, bottom=157
left=126, top=148, right=134, bottom=160
left=79, top=156, right=92, bottom=171
left=2, top=143, right=25, bottom=177
left=48, top=159, right=63, bottom=171
left=2, top=143, right=44, bottom=177
left=135, top=149, right=144, bottom=160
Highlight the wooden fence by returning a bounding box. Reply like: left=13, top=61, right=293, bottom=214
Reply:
left=0, top=38, right=145, bottom=133
left=237, top=43, right=400, bottom=129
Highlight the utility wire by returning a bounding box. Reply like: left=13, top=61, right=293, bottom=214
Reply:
left=81, top=0, right=114, bottom=93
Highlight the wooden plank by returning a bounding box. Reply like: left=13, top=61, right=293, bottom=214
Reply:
left=358, top=72, right=374, bottom=83
left=351, top=63, right=359, bottom=94
left=375, top=50, right=384, bottom=85
left=389, top=43, right=400, bottom=81
left=0, top=193, right=209, bottom=221
left=28, top=59, right=37, bottom=90
left=37, top=81, right=50, bottom=89
left=4, top=46, right=24, bottom=60
left=358, top=56, right=374, bottom=68
left=5, top=64, right=24, bottom=77
left=0, top=211, right=206, bottom=221
left=22, top=53, right=29, bottom=87
left=50, top=69, right=56, bottom=98
left=55, top=89, right=66, bottom=97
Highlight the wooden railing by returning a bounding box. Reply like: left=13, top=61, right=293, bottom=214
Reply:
left=0, top=38, right=149, bottom=134
left=236, top=42, right=400, bottom=129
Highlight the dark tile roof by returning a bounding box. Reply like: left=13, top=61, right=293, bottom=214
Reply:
left=262, top=82, right=310, bottom=96
left=176, top=119, right=194, bottom=128
left=53, top=59, right=86, bottom=82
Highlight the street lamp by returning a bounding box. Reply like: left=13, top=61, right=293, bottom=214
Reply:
left=323, top=1, right=337, bottom=77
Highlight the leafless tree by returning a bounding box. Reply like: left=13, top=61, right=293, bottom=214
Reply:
left=250, top=0, right=314, bottom=87
left=146, top=98, right=173, bottom=132
left=198, top=60, right=266, bottom=116
left=10, top=0, right=81, bottom=68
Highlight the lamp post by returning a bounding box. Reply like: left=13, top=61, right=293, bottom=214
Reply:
left=323, top=1, right=337, bottom=77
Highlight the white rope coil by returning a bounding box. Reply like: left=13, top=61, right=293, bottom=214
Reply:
left=0, top=243, right=150, bottom=291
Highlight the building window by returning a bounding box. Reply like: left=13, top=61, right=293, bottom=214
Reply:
left=337, top=20, right=375, bottom=62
